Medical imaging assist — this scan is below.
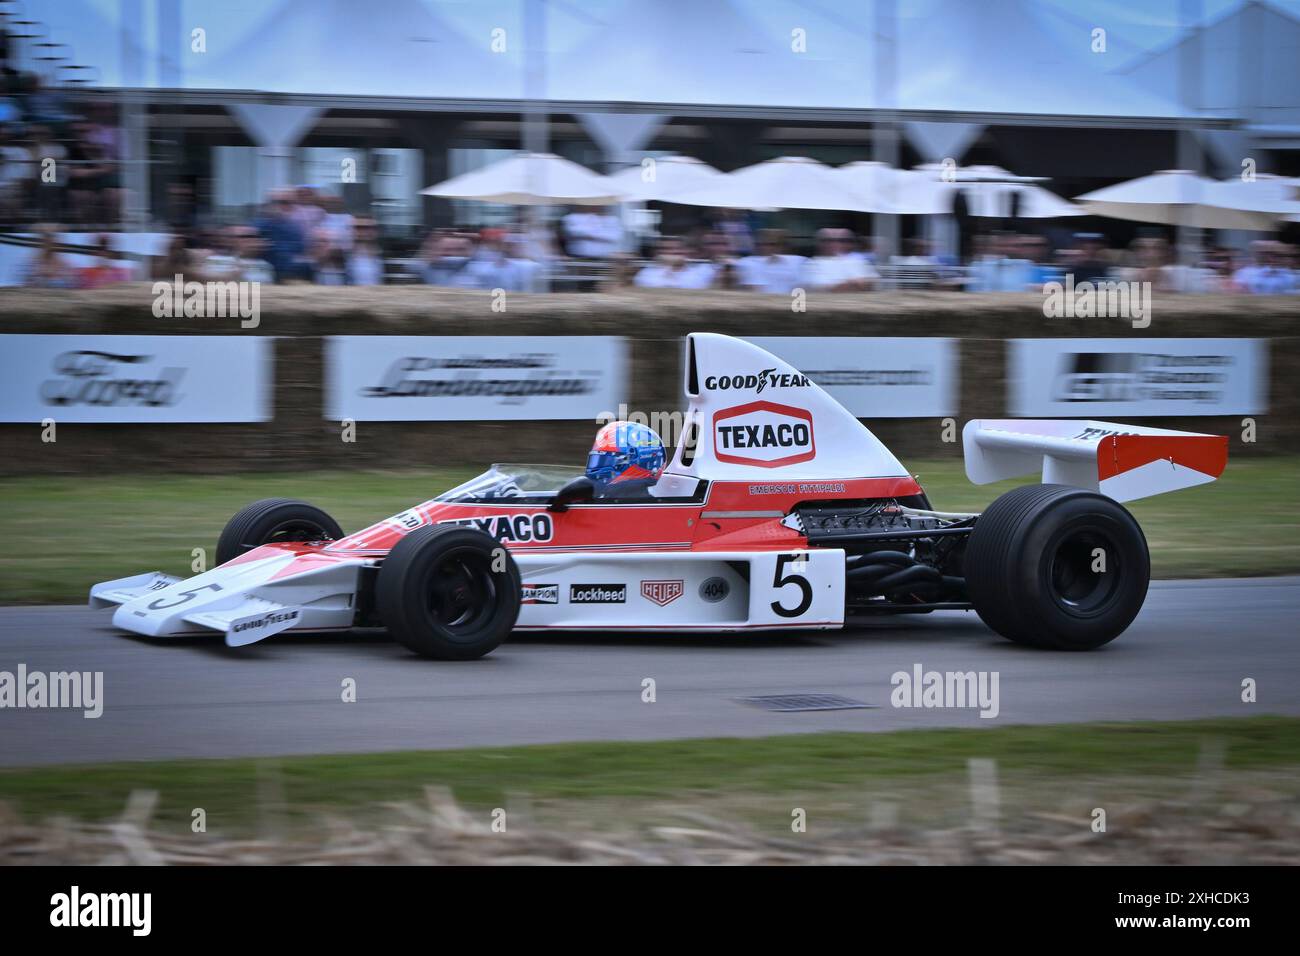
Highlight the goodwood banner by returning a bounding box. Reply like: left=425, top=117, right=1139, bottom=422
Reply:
left=325, top=336, right=627, bottom=421
left=0, top=334, right=272, bottom=423
left=747, top=337, right=958, bottom=417
left=1007, top=338, right=1268, bottom=417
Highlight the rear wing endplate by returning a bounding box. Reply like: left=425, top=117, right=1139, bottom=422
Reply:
left=963, top=419, right=1228, bottom=503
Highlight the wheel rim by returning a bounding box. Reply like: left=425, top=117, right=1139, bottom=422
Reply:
left=252, top=518, right=335, bottom=549
left=424, top=547, right=498, bottom=641
left=1047, top=527, right=1121, bottom=615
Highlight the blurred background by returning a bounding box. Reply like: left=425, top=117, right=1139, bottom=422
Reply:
left=1, top=0, right=1299, bottom=868
left=1, top=0, right=1298, bottom=292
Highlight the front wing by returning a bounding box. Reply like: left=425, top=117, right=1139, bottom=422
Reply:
left=90, top=550, right=364, bottom=645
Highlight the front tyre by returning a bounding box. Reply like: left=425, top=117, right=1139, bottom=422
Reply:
left=376, top=525, right=520, bottom=660
left=964, top=484, right=1149, bottom=651
left=216, top=498, right=345, bottom=566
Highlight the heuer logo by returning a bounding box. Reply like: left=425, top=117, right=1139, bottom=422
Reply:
left=712, top=400, right=815, bottom=468
left=569, top=583, right=626, bottom=604
left=521, top=583, right=559, bottom=605
left=640, top=579, right=684, bottom=607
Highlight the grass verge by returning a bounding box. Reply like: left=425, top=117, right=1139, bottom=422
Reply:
left=1, top=456, right=1297, bottom=604
left=0, top=717, right=1296, bottom=832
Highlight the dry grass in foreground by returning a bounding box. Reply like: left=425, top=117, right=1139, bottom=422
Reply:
left=4, top=770, right=1297, bottom=865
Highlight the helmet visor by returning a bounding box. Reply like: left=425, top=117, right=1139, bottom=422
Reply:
left=586, top=450, right=619, bottom=478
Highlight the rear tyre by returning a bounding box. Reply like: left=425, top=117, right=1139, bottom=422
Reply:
left=964, top=484, right=1149, bottom=650
left=376, top=525, right=520, bottom=660
left=216, top=498, right=345, bottom=566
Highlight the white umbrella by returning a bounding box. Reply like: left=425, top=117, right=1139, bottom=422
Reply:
left=1074, top=170, right=1279, bottom=230
left=608, top=155, right=722, bottom=203
left=1209, top=174, right=1300, bottom=219
left=1012, top=186, right=1086, bottom=219
left=905, top=164, right=1083, bottom=218
left=961, top=165, right=1082, bottom=219
left=665, top=156, right=890, bottom=212
left=834, top=161, right=931, bottom=214
left=420, top=152, right=623, bottom=206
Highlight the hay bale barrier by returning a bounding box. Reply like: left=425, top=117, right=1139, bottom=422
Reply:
left=2, top=286, right=1296, bottom=476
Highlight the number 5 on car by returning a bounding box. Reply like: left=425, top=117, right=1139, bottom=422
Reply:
left=751, top=550, right=844, bottom=627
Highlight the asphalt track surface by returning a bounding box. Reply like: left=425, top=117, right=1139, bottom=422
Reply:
left=1, top=577, right=1297, bottom=767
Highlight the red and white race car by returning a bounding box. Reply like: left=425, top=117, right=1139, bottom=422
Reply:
left=91, top=333, right=1228, bottom=658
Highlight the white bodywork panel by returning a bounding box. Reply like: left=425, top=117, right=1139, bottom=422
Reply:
left=89, top=571, right=182, bottom=609
left=91, top=546, right=846, bottom=641
left=512, top=549, right=845, bottom=631
left=91, top=551, right=363, bottom=645
left=654, top=333, right=909, bottom=491
left=1096, top=458, right=1217, bottom=501
left=963, top=418, right=1228, bottom=503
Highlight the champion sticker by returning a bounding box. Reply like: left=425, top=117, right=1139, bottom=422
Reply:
left=521, top=583, right=559, bottom=605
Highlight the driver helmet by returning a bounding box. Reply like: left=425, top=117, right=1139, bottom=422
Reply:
left=585, top=420, right=666, bottom=490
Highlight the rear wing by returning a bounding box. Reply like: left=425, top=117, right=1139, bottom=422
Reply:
left=963, top=419, right=1228, bottom=503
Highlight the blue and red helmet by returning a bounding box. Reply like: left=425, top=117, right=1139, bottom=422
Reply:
left=586, top=420, right=666, bottom=490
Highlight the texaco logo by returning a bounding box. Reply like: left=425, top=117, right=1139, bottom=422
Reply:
left=712, top=400, right=816, bottom=468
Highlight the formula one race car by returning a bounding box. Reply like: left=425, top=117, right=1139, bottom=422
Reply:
left=91, top=333, right=1228, bottom=658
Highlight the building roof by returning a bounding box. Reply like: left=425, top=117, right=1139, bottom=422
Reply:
left=33, top=0, right=1279, bottom=121
left=1118, top=0, right=1300, bottom=127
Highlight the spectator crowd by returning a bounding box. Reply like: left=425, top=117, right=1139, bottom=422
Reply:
left=3, top=27, right=1297, bottom=298
left=3, top=86, right=1297, bottom=300
left=14, top=176, right=1300, bottom=296
left=619, top=226, right=1299, bottom=295
left=1, top=43, right=123, bottom=228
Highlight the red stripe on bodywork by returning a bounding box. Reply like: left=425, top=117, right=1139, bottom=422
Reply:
left=312, top=475, right=927, bottom=560
left=694, top=518, right=806, bottom=551
left=707, top=476, right=922, bottom=509
left=269, top=552, right=356, bottom=581
left=220, top=544, right=307, bottom=567
left=1099, top=434, right=1229, bottom=481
